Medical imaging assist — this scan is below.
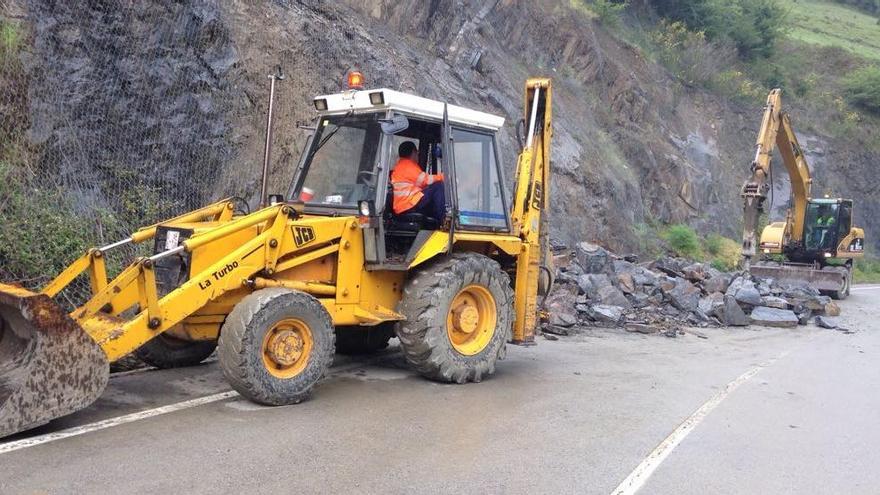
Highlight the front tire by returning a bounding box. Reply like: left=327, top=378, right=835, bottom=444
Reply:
left=397, top=253, right=513, bottom=383
left=218, top=288, right=334, bottom=405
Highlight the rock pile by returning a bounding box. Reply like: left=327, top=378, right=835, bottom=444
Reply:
left=543, top=242, right=842, bottom=336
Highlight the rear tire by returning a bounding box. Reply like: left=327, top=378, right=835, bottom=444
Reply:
left=134, top=331, right=217, bottom=369
left=397, top=253, right=513, bottom=383
left=334, top=323, right=395, bottom=355
left=218, top=288, right=334, bottom=405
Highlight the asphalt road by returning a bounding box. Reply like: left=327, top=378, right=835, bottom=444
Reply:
left=0, top=286, right=878, bottom=494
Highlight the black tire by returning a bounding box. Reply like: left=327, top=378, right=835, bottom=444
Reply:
left=827, top=266, right=850, bottom=300
left=218, top=288, right=334, bottom=405
left=397, top=253, right=513, bottom=383
left=134, top=331, right=217, bottom=369
left=334, top=323, right=396, bottom=355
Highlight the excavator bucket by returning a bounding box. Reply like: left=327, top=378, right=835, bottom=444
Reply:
left=0, top=283, right=109, bottom=438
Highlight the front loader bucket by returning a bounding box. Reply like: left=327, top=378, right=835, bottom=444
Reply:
left=750, top=263, right=845, bottom=292
left=0, top=284, right=109, bottom=438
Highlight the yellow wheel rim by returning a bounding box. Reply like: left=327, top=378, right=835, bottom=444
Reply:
left=446, top=285, right=497, bottom=356
left=261, top=318, right=313, bottom=379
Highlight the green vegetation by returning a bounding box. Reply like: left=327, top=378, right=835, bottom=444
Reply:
left=662, top=224, right=703, bottom=259
left=704, top=234, right=742, bottom=271
left=581, top=0, right=629, bottom=27
left=780, top=0, right=880, bottom=60
left=656, top=224, right=742, bottom=271
left=843, top=65, right=880, bottom=112
left=652, top=0, right=790, bottom=59
left=853, top=258, right=880, bottom=283
left=0, top=19, right=21, bottom=62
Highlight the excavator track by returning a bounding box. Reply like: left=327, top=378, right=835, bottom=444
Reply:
left=0, top=284, right=109, bottom=438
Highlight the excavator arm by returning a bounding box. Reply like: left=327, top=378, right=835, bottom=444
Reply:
left=741, top=89, right=813, bottom=269
left=510, top=78, right=552, bottom=344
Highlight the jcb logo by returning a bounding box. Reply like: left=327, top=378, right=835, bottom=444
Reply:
left=292, top=226, right=316, bottom=247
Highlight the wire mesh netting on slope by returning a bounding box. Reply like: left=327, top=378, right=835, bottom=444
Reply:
left=0, top=1, right=318, bottom=309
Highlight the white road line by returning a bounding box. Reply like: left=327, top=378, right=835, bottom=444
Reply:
left=611, top=351, right=789, bottom=495
left=0, top=351, right=404, bottom=454
left=851, top=285, right=880, bottom=291
left=0, top=391, right=238, bottom=455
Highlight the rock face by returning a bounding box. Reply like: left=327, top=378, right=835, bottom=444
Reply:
left=750, top=307, right=799, bottom=328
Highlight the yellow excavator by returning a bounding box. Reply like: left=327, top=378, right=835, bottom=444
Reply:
left=0, top=76, right=553, bottom=438
left=741, top=89, right=865, bottom=299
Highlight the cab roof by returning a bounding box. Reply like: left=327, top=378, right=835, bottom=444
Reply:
left=313, top=88, right=505, bottom=132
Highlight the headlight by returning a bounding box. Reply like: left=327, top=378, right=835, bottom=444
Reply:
left=358, top=200, right=373, bottom=217
left=369, top=91, right=385, bottom=105
left=313, top=98, right=328, bottom=111
left=763, top=248, right=771, bottom=254
left=824, top=252, right=832, bottom=258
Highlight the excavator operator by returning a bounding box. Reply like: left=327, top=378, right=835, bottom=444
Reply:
left=391, top=141, right=446, bottom=223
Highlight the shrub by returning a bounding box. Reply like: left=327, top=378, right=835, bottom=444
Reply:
left=652, top=0, right=788, bottom=60
left=705, top=234, right=741, bottom=271
left=584, top=0, right=628, bottom=28
left=843, top=66, right=880, bottom=113
left=651, top=20, right=736, bottom=87
left=662, top=224, right=703, bottom=259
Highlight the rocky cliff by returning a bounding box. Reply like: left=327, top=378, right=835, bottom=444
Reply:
left=3, top=0, right=878, bottom=258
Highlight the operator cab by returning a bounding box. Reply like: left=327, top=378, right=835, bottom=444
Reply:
left=287, top=76, right=509, bottom=269
left=803, top=198, right=855, bottom=257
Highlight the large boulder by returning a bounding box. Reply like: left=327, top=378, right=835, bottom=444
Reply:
left=587, top=305, right=624, bottom=326
left=617, top=272, right=637, bottom=294
left=664, top=277, right=701, bottom=312
left=577, top=273, right=613, bottom=298
left=750, top=306, right=799, bottom=328
left=726, top=277, right=763, bottom=306
left=703, top=274, right=732, bottom=294
left=761, top=296, right=790, bottom=310
left=632, top=267, right=659, bottom=287
left=575, top=242, right=615, bottom=275
left=544, top=284, right=579, bottom=328
left=596, top=285, right=632, bottom=309
left=716, top=295, right=749, bottom=326
left=699, top=292, right=725, bottom=315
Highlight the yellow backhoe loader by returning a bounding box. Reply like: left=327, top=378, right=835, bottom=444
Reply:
left=0, top=76, right=553, bottom=438
left=741, top=89, right=865, bottom=298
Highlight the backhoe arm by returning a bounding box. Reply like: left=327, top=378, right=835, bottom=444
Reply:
left=511, top=78, right=552, bottom=344
left=741, top=89, right=812, bottom=269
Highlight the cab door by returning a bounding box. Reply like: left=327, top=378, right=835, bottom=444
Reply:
left=448, top=127, right=509, bottom=232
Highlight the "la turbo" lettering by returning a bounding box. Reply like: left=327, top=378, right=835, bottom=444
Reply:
left=199, top=261, right=239, bottom=290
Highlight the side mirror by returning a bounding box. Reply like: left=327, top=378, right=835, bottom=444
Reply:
left=380, top=115, right=409, bottom=135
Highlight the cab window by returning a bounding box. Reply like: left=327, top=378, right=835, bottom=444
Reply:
left=295, top=114, right=381, bottom=206
left=451, top=128, right=506, bottom=229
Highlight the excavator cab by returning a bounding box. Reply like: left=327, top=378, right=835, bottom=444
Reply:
left=804, top=200, right=845, bottom=253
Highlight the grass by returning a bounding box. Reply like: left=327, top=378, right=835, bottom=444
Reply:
left=780, top=0, right=880, bottom=60
left=853, top=258, right=880, bottom=283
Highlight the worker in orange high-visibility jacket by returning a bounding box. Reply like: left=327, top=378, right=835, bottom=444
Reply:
left=391, top=141, right=446, bottom=223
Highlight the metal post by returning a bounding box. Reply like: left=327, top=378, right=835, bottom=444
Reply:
left=260, top=68, right=285, bottom=208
